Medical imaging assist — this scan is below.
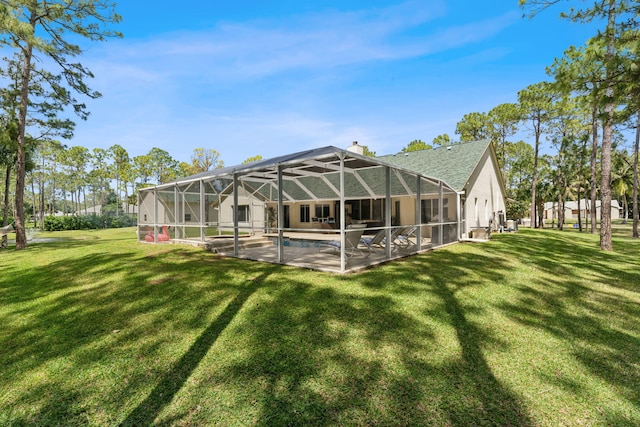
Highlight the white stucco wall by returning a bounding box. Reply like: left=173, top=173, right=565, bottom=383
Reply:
left=217, top=189, right=266, bottom=232
left=462, top=148, right=506, bottom=234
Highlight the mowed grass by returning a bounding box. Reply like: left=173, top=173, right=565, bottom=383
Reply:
left=1, top=226, right=639, bottom=426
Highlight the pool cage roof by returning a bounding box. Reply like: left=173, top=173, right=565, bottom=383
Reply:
left=140, top=145, right=461, bottom=272
left=152, top=146, right=456, bottom=200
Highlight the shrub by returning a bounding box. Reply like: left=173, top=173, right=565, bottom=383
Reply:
left=0, top=216, right=14, bottom=226
left=44, top=214, right=137, bottom=231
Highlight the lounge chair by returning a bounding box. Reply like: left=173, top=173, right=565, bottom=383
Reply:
left=395, top=226, right=418, bottom=249
left=387, top=227, right=406, bottom=251
left=360, top=227, right=407, bottom=254
left=359, top=229, right=386, bottom=254
left=322, top=224, right=367, bottom=258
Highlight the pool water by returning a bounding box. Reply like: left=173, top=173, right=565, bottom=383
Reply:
left=269, top=237, right=323, bottom=248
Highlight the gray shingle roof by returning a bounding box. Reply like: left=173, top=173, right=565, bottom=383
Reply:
left=377, top=140, right=491, bottom=191
left=151, top=145, right=458, bottom=201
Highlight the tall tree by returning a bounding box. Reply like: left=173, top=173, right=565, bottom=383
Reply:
left=432, top=134, right=452, bottom=146
left=518, top=82, right=557, bottom=228
left=0, top=0, right=121, bottom=249
left=189, top=148, right=223, bottom=174
left=455, top=112, right=491, bottom=142
left=40, top=140, right=65, bottom=217
left=547, top=94, right=590, bottom=230
left=402, top=139, right=431, bottom=152
left=147, top=147, right=179, bottom=184
left=621, top=31, right=640, bottom=237
left=521, top=0, right=640, bottom=249
left=487, top=103, right=523, bottom=178
left=0, top=118, right=17, bottom=248
left=242, top=155, right=263, bottom=164
left=108, top=144, right=129, bottom=216
left=612, top=149, right=633, bottom=223
left=548, top=40, right=608, bottom=234
left=504, top=140, right=535, bottom=219
left=132, top=154, right=153, bottom=189
left=1, top=53, right=77, bottom=227
left=90, top=147, right=111, bottom=209
left=536, top=154, right=557, bottom=227
left=61, top=145, right=89, bottom=213
left=633, top=111, right=639, bottom=237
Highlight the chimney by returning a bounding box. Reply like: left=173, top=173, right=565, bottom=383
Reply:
left=347, top=141, right=364, bottom=155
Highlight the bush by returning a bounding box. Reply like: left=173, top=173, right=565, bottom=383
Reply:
left=0, top=216, right=14, bottom=226
left=44, top=214, right=137, bottom=231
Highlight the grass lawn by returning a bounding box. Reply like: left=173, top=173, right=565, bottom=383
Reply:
left=1, top=225, right=639, bottom=426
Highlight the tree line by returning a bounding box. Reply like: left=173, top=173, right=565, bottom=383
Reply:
left=1, top=1, right=639, bottom=252
left=7, top=143, right=225, bottom=224
left=395, top=1, right=640, bottom=251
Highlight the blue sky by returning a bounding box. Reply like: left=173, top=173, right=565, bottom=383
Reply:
left=71, top=1, right=600, bottom=166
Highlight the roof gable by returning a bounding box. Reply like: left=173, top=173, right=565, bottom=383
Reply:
left=377, top=140, right=491, bottom=191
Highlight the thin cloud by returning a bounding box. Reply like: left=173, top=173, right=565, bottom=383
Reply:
left=87, top=2, right=518, bottom=86
left=71, top=1, right=525, bottom=165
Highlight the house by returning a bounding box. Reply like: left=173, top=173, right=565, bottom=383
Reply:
left=76, top=203, right=138, bottom=216
left=379, top=139, right=507, bottom=237
left=137, top=140, right=505, bottom=272
left=543, top=199, right=621, bottom=224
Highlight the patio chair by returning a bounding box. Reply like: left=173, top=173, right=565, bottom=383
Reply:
left=386, top=227, right=406, bottom=251
left=321, top=224, right=367, bottom=258
left=359, top=229, right=386, bottom=254
left=360, top=227, right=407, bottom=254
left=395, top=226, right=418, bottom=249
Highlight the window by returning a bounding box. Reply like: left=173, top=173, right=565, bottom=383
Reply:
left=485, top=200, right=489, bottom=223
left=345, top=200, right=360, bottom=220
left=184, top=213, right=191, bottom=222
left=372, top=199, right=384, bottom=221
left=315, top=204, right=330, bottom=219
left=300, top=204, right=310, bottom=223
left=475, top=198, right=479, bottom=222
left=421, top=199, right=429, bottom=223
left=421, top=199, right=441, bottom=223
left=361, top=199, right=371, bottom=220
left=233, top=205, right=249, bottom=222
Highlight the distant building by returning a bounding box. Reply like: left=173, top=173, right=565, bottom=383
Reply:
left=543, top=199, right=621, bottom=223
left=76, top=203, right=138, bottom=216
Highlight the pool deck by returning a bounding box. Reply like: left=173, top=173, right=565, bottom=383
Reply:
left=174, top=231, right=448, bottom=273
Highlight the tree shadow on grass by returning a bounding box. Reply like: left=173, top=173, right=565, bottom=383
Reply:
left=163, top=245, right=536, bottom=426
left=120, top=271, right=269, bottom=426
left=498, top=276, right=640, bottom=423
left=489, top=230, right=640, bottom=424
left=221, top=283, right=434, bottom=426
left=6, top=228, right=638, bottom=425
left=491, top=229, right=640, bottom=294
left=0, top=242, right=277, bottom=425
left=376, top=248, right=535, bottom=426
left=433, top=279, right=534, bottom=426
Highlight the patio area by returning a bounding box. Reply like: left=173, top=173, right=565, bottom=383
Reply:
left=170, top=226, right=452, bottom=273
left=139, top=145, right=462, bottom=273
